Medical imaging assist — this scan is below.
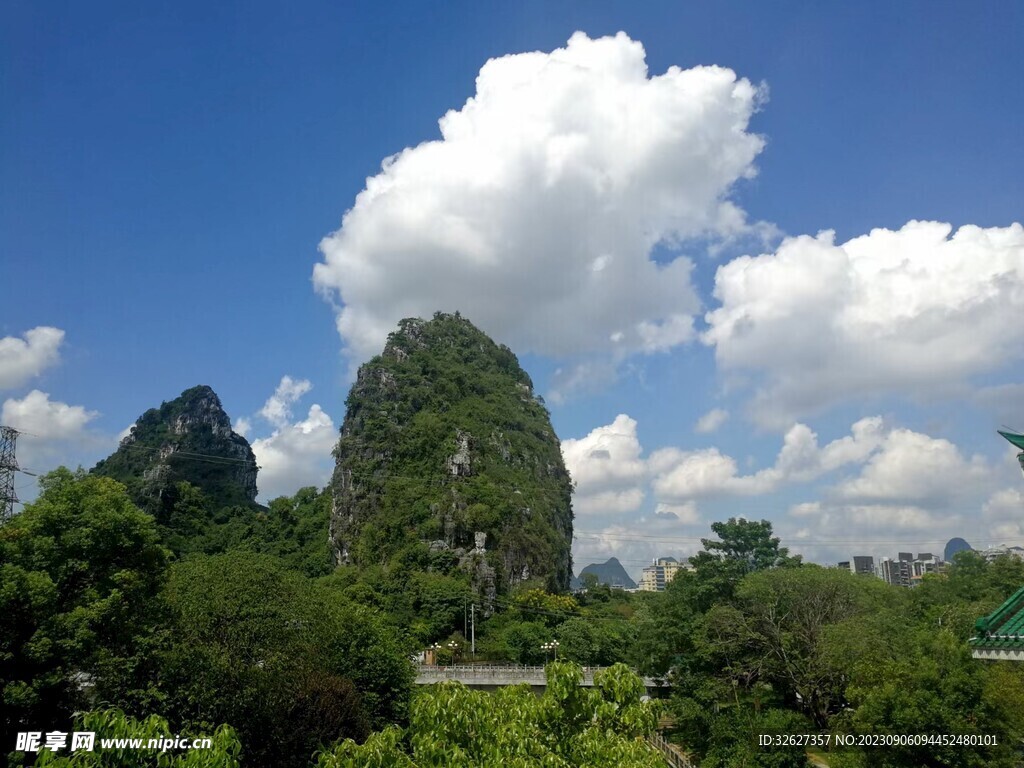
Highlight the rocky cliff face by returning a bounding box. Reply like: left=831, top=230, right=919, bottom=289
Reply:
left=329, top=313, right=574, bottom=594
left=93, top=385, right=258, bottom=510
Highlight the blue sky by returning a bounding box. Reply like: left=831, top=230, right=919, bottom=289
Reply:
left=4, top=2, right=1023, bottom=577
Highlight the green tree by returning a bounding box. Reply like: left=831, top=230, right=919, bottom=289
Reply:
left=556, top=617, right=631, bottom=666
left=0, top=469, right=169, bottom=738
left=32, top=709, right=240, bottom=767
left=633, top=518, right=799, bottom=677
left=578, top=572, right=612, bottom=602
left=512, top=589, right=579, bottom=624
left=315, top=661, right=663, bottom=768
left=408, top=571, right=474, bottom=644
left=703, top=566, right=881, bottom=728
left=823, top=622, right=1024, bottom=768
left=689, top=518, right=800, bottom=607
left=912, top=550, right=1024, bottom=641
left=252, top=487, right=334, bottom=576
left=502, top=620, right=552, bottom=665
left=159, top=552, right=412, bottom=767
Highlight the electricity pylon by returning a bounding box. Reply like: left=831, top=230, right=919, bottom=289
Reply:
left=0, top=426, right=20, bottom=522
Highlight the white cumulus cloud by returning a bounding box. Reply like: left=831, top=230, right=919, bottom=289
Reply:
left=2, top=390, right=102, bottom=473
left=0, top=327, right=65, bottom=390
left=245, top=376, right=337, bottom=502
left=561, top=412, right=887, bottom=532
left=259, top=376, right=313, bottom=428
left=833, top=428, right=991, bottom=505
left=981, top=488, right=1024, bottom=543
left=2, top=390, right=98, bottom=440
left=565, top=414, right=1018, bottom=570
left=314, top=31, right=767, bottom=369
left=252, top=405, right=337, bottom=502
left=704, top=221, right=1024, bottom=426
left=695, top=407, right=729, bottom=433
left=561, top=414, right=647, bottom=517
left=232, top=417, right=252, bottom=439
left=650, top=416, right=885, bottom=501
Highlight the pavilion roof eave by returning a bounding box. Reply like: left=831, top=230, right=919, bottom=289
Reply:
left=997, top=430, right=1024, bottom=451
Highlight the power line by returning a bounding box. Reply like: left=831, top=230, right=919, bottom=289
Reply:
left=487, top=595, right=636, bottom=625
left=572, top=530, right=958, bottom=546
left=109, top=441, right=258, bottom=466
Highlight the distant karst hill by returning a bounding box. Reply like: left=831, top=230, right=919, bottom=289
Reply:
left=92, top=385, right=258, bottom=514
left=576, top=557, right=637, bottom=590
left=330, top=312, right=574, bottom=595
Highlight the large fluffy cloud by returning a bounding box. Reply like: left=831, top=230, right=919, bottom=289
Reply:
left=982, top=488, right=1024, bottom=542
left=704, top=221, right=1024, bottom=426
left=561, top=414, right=647, bottom=517
left=781, top=428, right=1018, bottom=564
left=564, top=413, right=1021, bottom=576
left=1, top=390, right=101, bottom=473
left=561, top=413, right=885, bottom=520
left=833, top=428, right=991, bottom=505
left=314, top=31, right=766, bottom=365
left=245, top=376, right=337, bottom=501
left=2, top=389, right=97, bottom=440
left=650, top=416, right=885, bottom=501
left=252, top=404, right=337, bottom=502
left=0, top=327, right=64, bottom=390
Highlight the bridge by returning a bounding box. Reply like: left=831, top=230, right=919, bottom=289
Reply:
left=414, top=664, right=663, bottom=691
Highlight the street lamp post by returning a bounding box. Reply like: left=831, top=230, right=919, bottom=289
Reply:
left=430, top=642, right=442, bottom=666
left=447, top=640, right=460, bottom=664
left=541, top=640, right=560, bottom=663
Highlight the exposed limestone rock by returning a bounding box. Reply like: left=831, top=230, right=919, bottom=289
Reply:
left=446, top=430, right=473, bottom=477
left=459, top=531, right=497, bottom=615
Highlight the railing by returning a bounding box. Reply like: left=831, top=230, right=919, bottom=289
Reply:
left=647, top=731, right=695, bottom=768
left=416, top=664, right=604, bottom=676
left=414, top=664, right=664, bottom=689
left=415, top=664, right=599, bottom=685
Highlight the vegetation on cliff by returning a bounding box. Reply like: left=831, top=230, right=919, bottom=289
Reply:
left=91, top=385, right=258, bottom=533
left=88, top=386, right=332, bottom=572
left=330, top=312, right=573, bottom=594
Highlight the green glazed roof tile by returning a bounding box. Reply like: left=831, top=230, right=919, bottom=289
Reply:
left=970, top=584, right=1024, bottom=651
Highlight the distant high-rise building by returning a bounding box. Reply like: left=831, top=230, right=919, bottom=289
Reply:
left=944, top=537, right=973, bottom=562
left=852, top=555, right=875, bottom=575
left=638, top=557, right=688, bottom=592
left=981, top=545, right=1024, bottom=563
left=837, top=561, right=851, bottom=571
left=879, top=557, right=912, bottom=587
left=911, top=556, right=941, bottom=584
left=898, top=552, right=913, bottom=562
